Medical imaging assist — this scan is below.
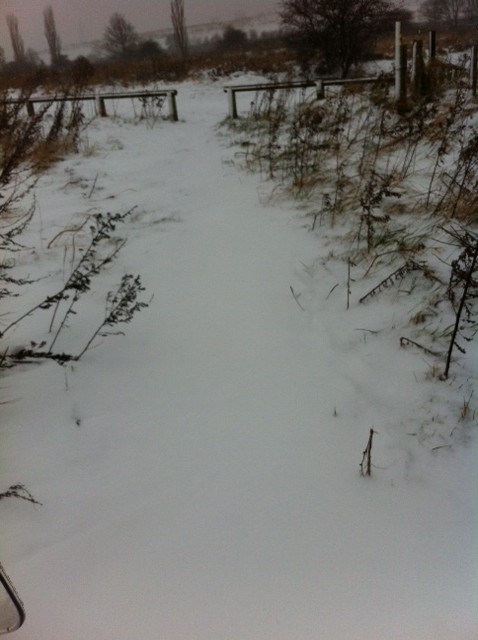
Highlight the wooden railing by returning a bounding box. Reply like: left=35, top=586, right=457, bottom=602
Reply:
left=223, top=77, right=394, bottom=118
left=6, top=89, right=179, bottom=121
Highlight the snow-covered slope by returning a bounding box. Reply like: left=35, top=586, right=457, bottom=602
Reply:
left=1, top=79, right=476, bottom=639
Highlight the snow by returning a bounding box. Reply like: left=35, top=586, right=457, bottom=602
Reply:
left=1, top=79, right=477, bottom=639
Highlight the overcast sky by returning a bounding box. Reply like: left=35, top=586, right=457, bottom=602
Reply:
left=0, top=0, right=279, bottom=58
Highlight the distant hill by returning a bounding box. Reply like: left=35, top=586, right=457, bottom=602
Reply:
left=61, top=11, right=280, bottom=60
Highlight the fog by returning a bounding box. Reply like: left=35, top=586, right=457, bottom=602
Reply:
left=0, top=0, right=279, bottom=58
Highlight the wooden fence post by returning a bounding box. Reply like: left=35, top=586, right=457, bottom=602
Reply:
left=26, top=101, right=35, bottom=117
left=412, top=40, right=424, bottom=95
left=428, top=31, right=436, bottom=61
left=395, top=42, right=408, bottom=109
left=394, top=21, right=407, bottom=105
left=95, top=93, right=107, bottom=117
left=400, top=45, right=408, bottom=99
left=316, top=79, right=325, bottom=99
left=227, top=88, right=238, bottom=119
left=167, top=91, right=179, bottom=121
left=471, top=45, right=477, bottom=98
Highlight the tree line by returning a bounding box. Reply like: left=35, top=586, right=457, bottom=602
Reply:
left=1, top=0, right=477, bottom=79
left=0, top=1, right=190, bottom=72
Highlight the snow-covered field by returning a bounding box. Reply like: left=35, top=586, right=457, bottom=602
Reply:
left=1, top=78, right=477, bottom=639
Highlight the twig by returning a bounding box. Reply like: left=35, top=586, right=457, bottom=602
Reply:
left=47, top=216, right=91, bottom=249
left=0, top=483, right=42, bottom=505
left=49, top=293, right=79, bottom=352
left=88, top=173, right=99, bottom=199
left=359, top=260, right=421, bottom=304
left=75, top=274, right=148, bottom=361
left=290, top=286, right=305, bottom=311
left=326, top=283, right=339, bottom=299
left=11, top=349, right=75, bottom=365
left=0, top=348, right=9, bottom=368
left=400, top=336, right=441, bottom=357
left=347, top=258, right=353, bottom=309
left=442, top=238, right=478, bottom=379
left=360, top=428, right=375, bottom=477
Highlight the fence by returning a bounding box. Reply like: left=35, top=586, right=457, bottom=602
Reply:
left=5, top=89, right=179, bottom=121
left=3, top=31, right=477, bottom=124
left=223, top=76, right=394, bottom=119
left=396, top=23, right=478, bottom=102
left=224, top=24, right=477, bottom=118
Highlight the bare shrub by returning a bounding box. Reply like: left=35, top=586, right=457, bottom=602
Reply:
left=442, top=227, right=478, bottom=379
left=0, top=90, right=49, bottom=188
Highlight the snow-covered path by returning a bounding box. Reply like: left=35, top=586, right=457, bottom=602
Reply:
left=1, top=81, right=476, bottom=639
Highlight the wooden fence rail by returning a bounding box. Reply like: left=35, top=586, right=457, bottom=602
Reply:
left=5, top=89, right=179, bottom=121
left=223, top=80, right=316, bottom=118
left=223, top=77, right=394, bottom=118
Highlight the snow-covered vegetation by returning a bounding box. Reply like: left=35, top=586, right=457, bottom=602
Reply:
left=0, top=63, right=476, bottom=639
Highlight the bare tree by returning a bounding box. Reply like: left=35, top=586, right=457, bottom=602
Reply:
left=26, top=49, right=41, bottom=67
left=420, top=0, right=467, bottom=26
left=220, top=25, right=248, bottom=50
left=279, top=0, right=394, bottom=78
left=103, top=13, right=139, bottom=58
left=464, top=0, right=478, bottom=23
left=44, top=5, right=62, bottom=66
left=6, top=14, right=26, bottom=64
left=171, top=0, right=189, bottom=58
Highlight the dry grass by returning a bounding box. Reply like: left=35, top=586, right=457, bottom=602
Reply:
left=0, top=48, right=295, bottom=93
left=28, top=138, right=71, bottom=173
